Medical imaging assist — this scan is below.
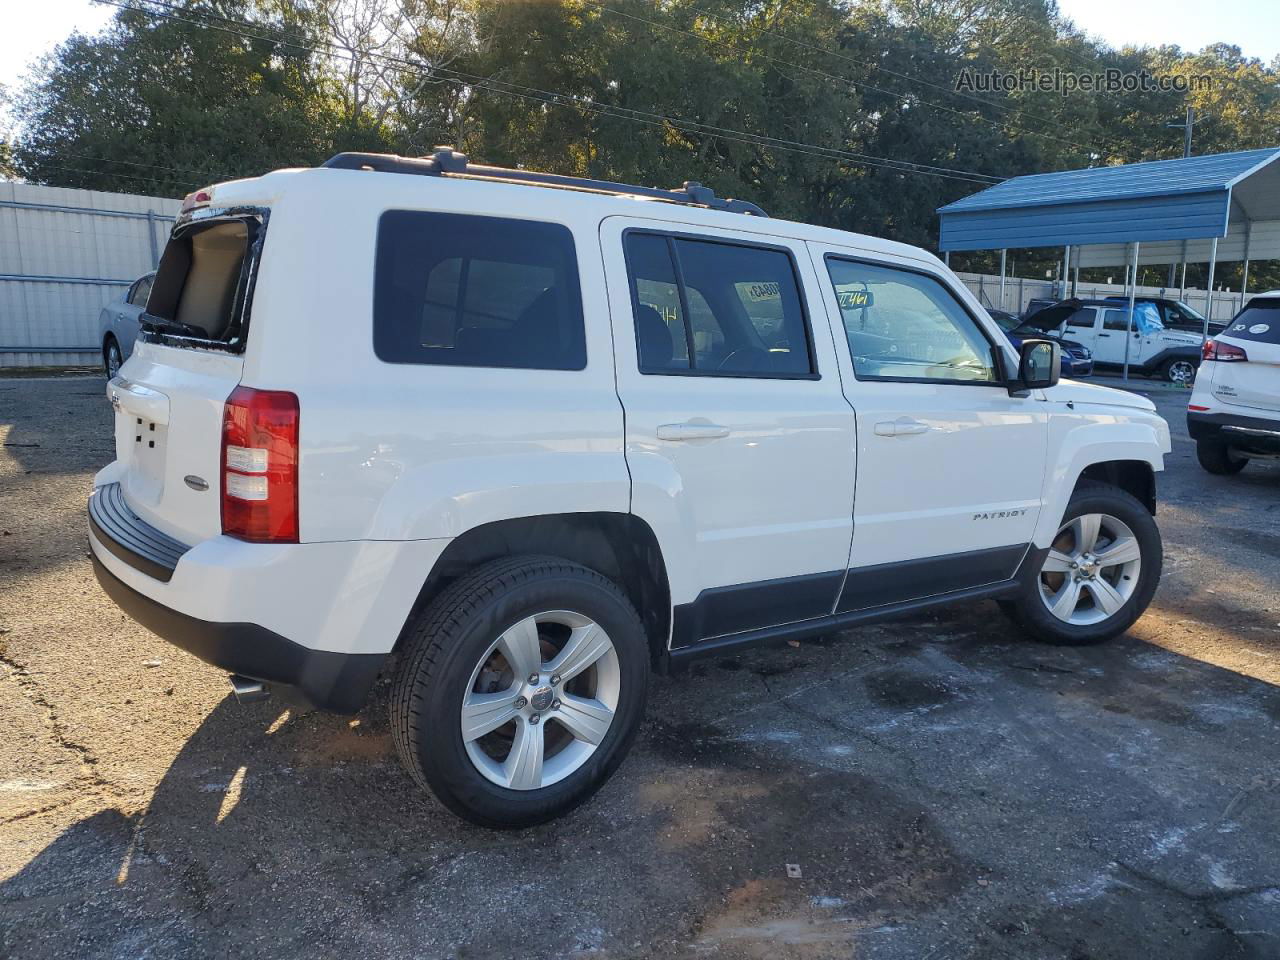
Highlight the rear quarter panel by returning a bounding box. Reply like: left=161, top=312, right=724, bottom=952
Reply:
left=243, top=172, right=630, bottom=543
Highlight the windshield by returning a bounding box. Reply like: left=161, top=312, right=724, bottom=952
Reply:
left=989, top=311, right=1021, bottom=333
left=1174, top=300, right=1205, bottom=321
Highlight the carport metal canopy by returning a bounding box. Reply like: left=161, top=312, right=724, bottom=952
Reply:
left=937, top=147, right=1280, bottom=266
left=936, top=147, right=1280, bottom=377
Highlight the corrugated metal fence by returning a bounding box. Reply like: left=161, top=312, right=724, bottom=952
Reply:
left=0, top=182, right=180, bottom=368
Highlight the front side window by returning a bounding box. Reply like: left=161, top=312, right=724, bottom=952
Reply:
left=825, top=258, right=999, bottom=383
left=374, top=211, right=586, bottom=370
left=1066, top=309, right=1095, bottom=329
left=624, top=232, right=815, bottom=377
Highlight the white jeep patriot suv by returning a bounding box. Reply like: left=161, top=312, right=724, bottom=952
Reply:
left=90, top=149, right=1171, bottom=826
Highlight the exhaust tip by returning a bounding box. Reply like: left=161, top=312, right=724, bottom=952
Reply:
left=229, top=674, right=271, bottom=704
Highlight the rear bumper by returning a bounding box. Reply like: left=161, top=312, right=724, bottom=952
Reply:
left=87, top=484, right=451, bottom=713
left=92, top=553, right=381, bottom=712
left=1187, top=410, right=1280, bottom=455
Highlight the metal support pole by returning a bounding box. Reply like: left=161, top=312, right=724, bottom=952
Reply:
left=1241, top=221, right=1252, bottom=305
left=1061, top=246, right=1071, bottom=299
left=146, top=210, right=160, bottom=268
left=1123, top=242, right=1140, bottom=382
left=1071, top=262, right=1079, bottom=298
left=998, top=250, right=1007, bottom=310
left=943, top=250, right=950, bottom=267
left=1203, top=236, right=1218, bottom=340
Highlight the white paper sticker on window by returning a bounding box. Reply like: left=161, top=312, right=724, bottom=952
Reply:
left=1249, top=323, right=1271, bottom=334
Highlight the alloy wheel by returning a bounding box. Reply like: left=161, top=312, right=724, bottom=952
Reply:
left=1166, top=360, right=1196, bottom=385
left=1038, top=513, right=1142, bottom=626
left=106, top=343, right=122, bottom=379
left=461, top=610, right=620, bottom=791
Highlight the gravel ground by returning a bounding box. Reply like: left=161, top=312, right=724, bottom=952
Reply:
left=2, top=374, right=1278, bottom=960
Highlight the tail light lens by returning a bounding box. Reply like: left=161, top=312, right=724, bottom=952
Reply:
left=221, top=386, right=299, bottom=543
left=1203, top=339, right=1248, bottom=362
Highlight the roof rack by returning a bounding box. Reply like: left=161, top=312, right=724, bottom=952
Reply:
left=321, top=147, right=769, bottom=217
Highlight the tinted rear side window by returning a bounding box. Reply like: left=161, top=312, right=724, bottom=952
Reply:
left=374, top=211, right=586, bottom=370
left=1224, top=300, right=1280, bottom=344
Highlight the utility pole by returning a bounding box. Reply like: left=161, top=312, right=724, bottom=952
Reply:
left=1166, top=107, right=1196, bottom=287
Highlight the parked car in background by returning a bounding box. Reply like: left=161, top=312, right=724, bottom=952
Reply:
left=1023, top=298, right=1203, bottom=384
left=989, top=308, right=1094, bottom=377
left=1102, top=296, right=1226, bottom=337
left=1187, top=291, right=1280, bottom=474
left=90, top=150, right=1170, bottom=826
left=97, top=272, right=155, bottom=377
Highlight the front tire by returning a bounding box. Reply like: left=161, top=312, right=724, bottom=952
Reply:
left=1196, top=439, right=1248, bottom=475
left=1002, top=482, right=1162, bottom=646
left=103, top=337, right=122, bottom=379
left=390, top=556, right=649, bottom=828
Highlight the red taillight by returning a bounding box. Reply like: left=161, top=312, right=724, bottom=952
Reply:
left=221, top=386, right=299, bottom=543
left=1203, top=339, right=1248, bottom=362
left=1188, top=404, right=1210, bottom=412
left=180, top=189, right=213, bottom=214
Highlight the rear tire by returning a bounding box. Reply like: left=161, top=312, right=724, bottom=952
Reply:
left=1002, top=481, right=1161, bottom=646
left=390, top=555, right=649, bottom=828
left=1161, top=357, right=1197, bottom=385
left=1196, top=439, right=1248, bottom=475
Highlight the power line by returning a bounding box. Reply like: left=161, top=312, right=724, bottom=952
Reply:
left=93, top=0, right=1004, bottom=186
left=25, top=161, right=196, bottom=190
left=581, top=0, right=1093, bottom=153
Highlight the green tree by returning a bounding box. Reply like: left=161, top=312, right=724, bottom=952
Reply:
left=10, top=1, right=375, bottom=196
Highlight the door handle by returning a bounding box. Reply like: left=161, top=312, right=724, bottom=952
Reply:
left=1098, top=333, right=1112, bottom=338
left=657, top=422, right=730, bottom=441
left=874, top=418, right=930, bottom=438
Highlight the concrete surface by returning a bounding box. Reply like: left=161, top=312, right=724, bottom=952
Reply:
left=2, top=375, right=1278, bottom=960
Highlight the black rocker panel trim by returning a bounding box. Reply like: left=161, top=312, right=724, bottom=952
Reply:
left=835, top=543, right=1028, bottom=614
left=669, top=569, right=844, bottom=649
left=669, top=545, right=1049, bottom=664
left=670, top=543, right=1030, bottom=649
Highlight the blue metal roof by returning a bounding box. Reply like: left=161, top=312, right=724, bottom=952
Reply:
left=937, top=147, right=1280, bottom=252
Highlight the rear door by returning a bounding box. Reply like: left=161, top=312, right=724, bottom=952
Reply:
left=107, top=216, right=261, bottom=544
left=1216, top=299, right=1280, bottom=413
left=808, top=243, right=1048, bottom=611
left=601, top=217, right=856, bottom=648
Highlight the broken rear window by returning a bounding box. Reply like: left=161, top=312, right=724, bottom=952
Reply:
left=147, top=218, right=259, bottom=348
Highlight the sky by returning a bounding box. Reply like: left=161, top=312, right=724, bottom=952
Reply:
left=1056, top=0, right=1278, bottom=62
left=1, top=0, right=1277, bottom=98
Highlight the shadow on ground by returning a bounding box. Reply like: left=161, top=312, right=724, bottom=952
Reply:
left=4, top=602, right=1279, bottom=960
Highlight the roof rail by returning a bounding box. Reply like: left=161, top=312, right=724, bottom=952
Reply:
left=321, top=147, right=769, bottom=217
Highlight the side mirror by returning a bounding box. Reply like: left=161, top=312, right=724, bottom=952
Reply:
left=1014, top=339, right=1060, bottom=392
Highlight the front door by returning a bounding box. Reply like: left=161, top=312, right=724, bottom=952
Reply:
left=808, top=243, right=1049, bottom=612
left=1095, top=306, right=1147, bottom=366
left=601, top=217, right=856, bottom=647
